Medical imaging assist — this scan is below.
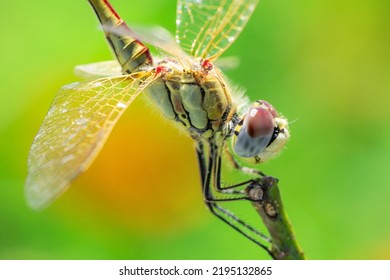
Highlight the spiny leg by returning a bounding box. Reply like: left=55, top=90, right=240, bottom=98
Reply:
left=214, top=147, right=257, bottom=197
left=211, top=143, right=266, bottom=200
left=205, top=201, right=272, bottom=256
left=197, top=141, right=252, bottom=202
left=196, top=141, right=272, bottom=251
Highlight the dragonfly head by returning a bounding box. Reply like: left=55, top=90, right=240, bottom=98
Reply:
left=232, top=100, right=289, bottom=164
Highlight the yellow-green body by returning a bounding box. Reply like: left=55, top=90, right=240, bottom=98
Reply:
left=25, top=0, right=297, bottom=259
left=88, top=0, right=237, bottom=139
left=144, top=61, right=236, bottom=139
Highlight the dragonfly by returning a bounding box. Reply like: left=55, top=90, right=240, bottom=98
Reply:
left=26, top=0, right=289, bottom=255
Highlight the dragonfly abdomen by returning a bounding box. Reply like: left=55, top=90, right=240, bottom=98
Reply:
left=109, top=36, right=152, bottom=74
left=88, top=0, right=152, bottom=73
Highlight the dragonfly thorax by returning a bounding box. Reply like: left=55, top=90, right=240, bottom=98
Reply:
left=145, top=61, right=236, bottom=138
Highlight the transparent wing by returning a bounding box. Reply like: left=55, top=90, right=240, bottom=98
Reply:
left=26, top=72, right=153, bottom=209
left=176, top=0, right=259, bottom=60
left=131, top=25, right=188, bottom=59
left=214, top=56, right=240, bottom=71
left=74, top=60, right=122, bottom=79
left=102, top=24, right=188, bottom=61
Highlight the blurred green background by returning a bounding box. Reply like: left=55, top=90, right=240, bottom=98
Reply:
left=1, top=0, right=389, bottom=260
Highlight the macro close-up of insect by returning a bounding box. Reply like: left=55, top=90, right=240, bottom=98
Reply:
left=0, top=0, right=389, bottom=265
left=25, top=0, right=293, bottom=257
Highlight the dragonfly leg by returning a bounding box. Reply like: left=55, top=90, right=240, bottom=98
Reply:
left=209, top=145, right=268, bottom=201
left=197, top=142, right=249, bottom=202
left=205, top=201, right=273, bottom=256
left=196, top=141, right=274, bottom=253
left=197, top=142, right=264, bottom=202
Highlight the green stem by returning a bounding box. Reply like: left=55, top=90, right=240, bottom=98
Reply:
left=246, top=176, right=305, bottom=260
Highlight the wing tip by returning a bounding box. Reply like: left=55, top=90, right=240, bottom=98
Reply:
left=24, top=176, right=59, bottom=211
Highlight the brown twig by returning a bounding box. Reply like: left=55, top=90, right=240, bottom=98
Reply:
left=246, top=176, right=305, bottom=260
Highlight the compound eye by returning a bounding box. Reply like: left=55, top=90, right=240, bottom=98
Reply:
left=258, top=100, right=278, bottom=118
left=234, top=106, right=275, bottom=158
